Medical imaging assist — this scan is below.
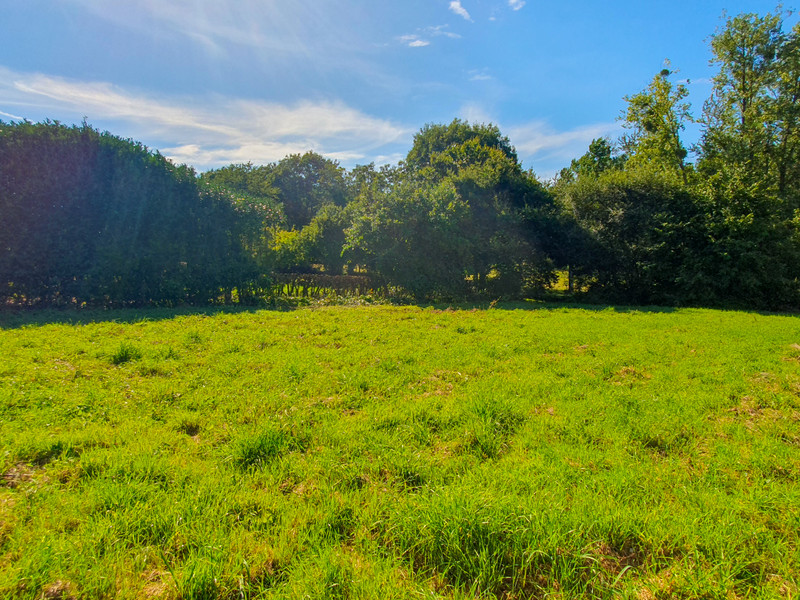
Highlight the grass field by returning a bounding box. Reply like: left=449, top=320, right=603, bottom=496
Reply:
left=1, top=303, right=799, bottom=599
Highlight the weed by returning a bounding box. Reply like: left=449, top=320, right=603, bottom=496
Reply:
left=109, top=342, right=142, bottom=365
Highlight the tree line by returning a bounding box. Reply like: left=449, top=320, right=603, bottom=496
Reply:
left=1, top=10, right=798, bottom=309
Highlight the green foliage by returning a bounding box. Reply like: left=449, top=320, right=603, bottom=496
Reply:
left=558, top=138, right=626, bottom=182
left=700, top=12, right=785, bottom=192
left=269, top=228, right=316, bottom=273
left=548, top=12, right=800, bottom=309
left=0, top=121, right=262, bottom=307
left=559, top=167, right=706, bottom=304
left=621, top=68, right=692, bottom=182
left=692, top=11, right=800, bottom=307
left=346, top=120, right=557, bottom=299
left=345, top=178, right=472, bottom=298
left=200, top=161, right=280, bottom=208
left=304, top=204, right=352, bottom=274
left=405, top=118, right=517, bottom=172
left=270, top=152, right=348, bottom=229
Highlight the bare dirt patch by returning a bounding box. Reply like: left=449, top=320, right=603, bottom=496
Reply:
left=2, top=464, right=36, bottom=489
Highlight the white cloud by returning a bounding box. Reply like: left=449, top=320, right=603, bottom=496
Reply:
left=449, top=1, right=472, bottom=21
left=425, top=25, right=461, bottom=39
left=468, top=69, right=493, bottom=81
left=508, top=120, right=623, bottom=176
left=458, top=103, right=495, bottom=125
left=508, top=0, right=526, bottom=10
left=0, top=109, right=24, bottom=120
left=399, top=25, right=460, bottom=48
left=372, top=152, right=406, bottom=166
left=400, top=35, right=430, bottom=47
left=61, top=0, right=363, bottom=64
left=0, top=67, right=411, bottom=169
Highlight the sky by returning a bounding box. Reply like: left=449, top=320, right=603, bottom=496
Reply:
left=1, top=1, right=797, bottom=179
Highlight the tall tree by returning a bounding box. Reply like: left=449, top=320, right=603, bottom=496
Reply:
left=694, top=11, right=800, bottom=307
left=622, top=68, right=692, bottom=183
left=405, top=119, right=517, bottom=173
left=699, top=11, right=783, bottom=194
left=774, top=22, right=800, bottom=200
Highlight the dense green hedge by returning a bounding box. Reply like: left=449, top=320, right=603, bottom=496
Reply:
left=0, top=121, right=261, bottom=307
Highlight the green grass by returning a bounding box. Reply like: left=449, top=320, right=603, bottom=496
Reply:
left=0, top=303, right=799, bottom=599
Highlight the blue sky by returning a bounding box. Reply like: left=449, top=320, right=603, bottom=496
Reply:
left=1, top=1, right=796, bottom=178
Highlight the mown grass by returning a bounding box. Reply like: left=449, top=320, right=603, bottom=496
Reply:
left=0, top=303, right=798, bottom=599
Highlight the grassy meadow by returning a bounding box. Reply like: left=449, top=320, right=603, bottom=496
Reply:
left=0, top=303, right=799, bottom=599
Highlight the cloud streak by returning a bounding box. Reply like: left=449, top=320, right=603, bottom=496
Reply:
left=448, top=1, right=472, bottom=21
left=0, top=67, right=411, bottom=169
left=425, top=25, right=461, bottom=39
left=61, top=0, right=368, bottom=67
left=508, top=0, right=526, bottom=11
left=400, top=34, right=430, bottom=47
left=399, top=25, right=460, bottom=48
left=0, top=109, right=24, bottom=120
left=509, top=120, right=623, bottom=176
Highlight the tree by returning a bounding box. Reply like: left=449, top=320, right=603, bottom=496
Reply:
left=557, top=138, right=625, bottom=183
left=344, top=178, right=473, bottom=298
left=304, top=204, right=351, bottom=274
left=695, top=11, right=800, bottom=307
left=405, top=119, right=517, bottom=173
left=270, top=152, right=348, bottom=229
left=773, top=21, right=800, bottom=201
left=560, top=167, right=706, bottom=304
left=699, top=11, right=783, bottom=194
left=345, top=121, right=557, bottom=298
left=621, top=68, right=692, bottom=183
left=200, top=162, right=280, bottom=207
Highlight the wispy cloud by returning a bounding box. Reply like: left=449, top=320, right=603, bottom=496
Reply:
left=449, top=1, right=472, bottom=21
left=399, top=34, right=430, bottom=48
left=66, top=0, right=283, bottom=52
left=0, top=67, right=411, bottom=169
left=508, top=0, right=526, bottom=11
left=468, top=69, right=493, bottom=81
left=399, top=25, right=460, bottom=48
left=458, top=103, right=495, bottom=125
left=62, top=0, right=363, bottom=63
left=509, top=120, right=623, bottom=176
left=0, top=109, right=24, bottom=120
left=425, top=25, right=461, bottom=39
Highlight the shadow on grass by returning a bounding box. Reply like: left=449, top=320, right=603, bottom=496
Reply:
left=3, top=294, right=797, bottom=329
left=0, top=303, right=298, bottom=330
left=401, top=295, right=799, bottom=317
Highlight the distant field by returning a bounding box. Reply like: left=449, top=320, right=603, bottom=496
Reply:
left=1, top=304, right=799, bottom=599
